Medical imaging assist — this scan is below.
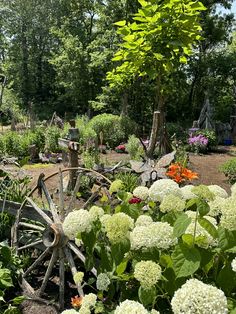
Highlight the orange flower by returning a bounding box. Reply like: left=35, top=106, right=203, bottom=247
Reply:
left=166, top=163, right=198, bottom=184
left=71, top=295, right=83, bottom=308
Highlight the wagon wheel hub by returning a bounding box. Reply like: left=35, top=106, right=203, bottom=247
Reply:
left=42, top=223, right=68, bottom=248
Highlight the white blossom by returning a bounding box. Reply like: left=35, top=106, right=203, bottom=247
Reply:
left=231, top=257, right=236, bottom=272
left=133, top=186, right=149, bottom=200
left=148, top=179, right=182, bottom=202
left=114, top=300, right=149, bottom=314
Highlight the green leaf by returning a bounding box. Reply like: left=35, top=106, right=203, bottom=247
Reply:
left=197, top=200, right=210, bottom=217
left=81, top=229, right=97, bottom=253
left=116, top=260, right=128, bottom=275
left=138, top=286, right=156, bottom=306
left=99, top=246, right=113, bottom=272
left=172, top=243, right=201, bottom=278
left=11, top=296, right=27, bottom=305
left=198, top=217, right=217, bottom=239
left=180, top=56, right=187, bottom=63
left=0, top=269, right=13, bottom=289
left=173, top=213, right=191, bottom=237
left=218, top=227, right=236, bottom=251
left=111, top=240, right=130, bottom=266
left=182, top=234, right=194, bottom=247
left=114, top=20, right=126, bottom=27
left=217, top=263, right=236, bottom=294
left=186, top=198, right=198, bottom=211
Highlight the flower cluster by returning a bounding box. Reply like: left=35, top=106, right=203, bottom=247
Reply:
left=166, top=163, right=198, bottom=184
left=208, top=196, right=225, bottom=217
left=188, top=134, right=208, bottom=152
left=96, top=273, right=110, bottom=291
left=133, top=186, right=149, bottom=200
left=180, top=185, right=196, bottom=200
left=208, top=185, right=228, bottom=199
left=73, top=272, right=84, bottom=284
left=114, top=300, right=149, bottom=314
left=109, top=179, right=124, bottom=194
left=148, top=179, right=182, bottom=202
left=102, top=212, right=134, bottom=244
left=231, top=257, right=236, bottom=272
left=89, top=205, right=104, bottom=221
left=171, top=278, right=227, bottom=314
left=79, top=293, right=97, bottom=313
left=220, top=197, right=236, bottom=230
left=160, top=194, right=185, bottom=213
left=191, top=185, right=215, bottom=201
left=134, top=260, right=162, bottom=289
left=62, top=209, right=92, bottom=240
left=115, top=144, right=126, bottom=153
left=129, top=197, right=142, bottom=204
left=61, top=310, right=78, bottom=314
left=135, top=215, right=153, bottom=227
left=130, top=222, right=177, bottom=251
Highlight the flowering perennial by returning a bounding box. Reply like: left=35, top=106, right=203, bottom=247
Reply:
left=135, top=215, right=153, bottom=227
left=134, top=260, right=162, bottom=289
left=102, top=212, right=134, bottom=244
left=191, top=185, right=215, bottom=201
left=96, top=273, right=111, bottom=291
left=188, top=134, right=208, bottom=152
left=130, top=222, right=177, bottom=251
left=114, top=300, right=149, bottom=314
left=73, top=272, right=84, bottom=284
left=166, top=163, right=198, bottom=183
left=133, top=186, right=149, bottom=200
left=148, top=179, right=182, bottom=202
left=89, top=206, right=104, bottom=221
left=62, top=209, right=92, bottom=240
left=109, top=179, right=124, bottom=194
left=180, top=185, right=196, bottom=200
left=208, top=185, right=228, bottom=199
left=160, top=194, right=185, bottom=213
left=171, top=278, right=228, bottom=314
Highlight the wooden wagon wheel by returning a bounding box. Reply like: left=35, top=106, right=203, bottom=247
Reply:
left=12, top=167, right=111, bottom=310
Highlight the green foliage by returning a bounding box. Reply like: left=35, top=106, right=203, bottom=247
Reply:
left=126, top=135, right=144, bottom=161
left=88, top=114, right=137, bottom=148
left=219, top=158, right=236, bottom=184
left=114, top=172, right=139, bottom=192
left=44, top=126, right=61, bottom=153
left=0, top=214, right=14, bottom=242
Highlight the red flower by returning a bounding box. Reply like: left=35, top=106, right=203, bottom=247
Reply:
left=129, top=197, right=142, bottom=204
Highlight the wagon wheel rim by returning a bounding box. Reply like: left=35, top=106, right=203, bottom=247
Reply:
left=12, top=167, right=111, bottom=310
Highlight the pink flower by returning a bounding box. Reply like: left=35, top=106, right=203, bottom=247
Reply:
left=129, top=197, right=142, bottom=204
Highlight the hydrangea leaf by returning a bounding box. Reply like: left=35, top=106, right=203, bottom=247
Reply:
left=172, top=243, right=201, bottom=278
left=138, top=286, right=156, bottom=306
left=173, top=213, right=192, bottom=237
left=198, top=217, right=217, bottom=239
left=218, top=227, right=236, bottom=251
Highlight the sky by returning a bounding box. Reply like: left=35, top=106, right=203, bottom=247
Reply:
left=217, top=1, right=236, bottom=15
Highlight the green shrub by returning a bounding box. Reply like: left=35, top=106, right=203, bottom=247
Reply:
left=44, top=126, right=61, bottom=152
left=88, top=114, right=137, bottom=148
left=219, top=158, right=236, bottom=184
left=126, top=135, right=144, bottom=160
left=114, top=172, right=139, bottom=192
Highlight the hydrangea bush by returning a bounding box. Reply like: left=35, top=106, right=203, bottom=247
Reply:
left=61, top=179, right=236, bottom=313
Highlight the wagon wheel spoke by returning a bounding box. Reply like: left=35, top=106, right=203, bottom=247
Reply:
left=26, top=197, right=53, bottom=225
left=23, top=247, right=51, bottom=278
left=64, top=246, right=84, bottom=297
left=66, top=173, right=82, bottom=215
left=68, top=241, right=97, bottom=277
left=58, top=168, right=65, bottom=220
left=38, top=248, right=58, bottom=296
left=40, top=181, right=61, bottom=223
left=18, top=240, right=44, bottom=251
left=59, top=248, right=65, bottom=310
left=18, top=222, right=45, bottom=231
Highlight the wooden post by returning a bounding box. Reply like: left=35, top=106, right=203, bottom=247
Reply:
left=146, top=111, right=161, bottom=158
left=68, top=120, right=79, bottom=190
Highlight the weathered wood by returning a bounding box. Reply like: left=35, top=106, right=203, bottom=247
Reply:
left=0, top=199, right=51, bottom=224
left=59, top=248, right=65, bottom=310
left=58, top=168, right=65, bottom=220
left=23, top=247, right=51, bottom=278
left=66, top=173, right=81, bottom=215
left=68, top=241, right=97, bottom=277
left=64, top=246, right=84, bottom=297
left=40, top=181, right=61, bottom=223
left=147, top=111, right=161, bottom=158
left=58, top=138, right=79, bottom=151
left=26, top=197, right=53, bottom=225
left=18, top=240, right=44, bottom=251
left=18, top=222, right=44, bottom=232
left=38, top=248, right=58, bottom=296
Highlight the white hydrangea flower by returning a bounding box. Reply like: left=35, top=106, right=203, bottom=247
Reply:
left=208, top=185, right=228, bottom=199
left=231, top=257, right=236, bottom=272
left=73, top=271, right=84, bottom=284
left=231, top=182, right=236, bottom=197
left=150, top=310, right=160, bottom=314
left=135, top=215, right=153, bottom=227
left=133, top=186, right=149, bottom=200
left=114, top=300, right=149, bottom=314
left=81, top=293, right=97, bottom=309
left=149, top=179, right=182, bottom=202
left=130, top=222, right=177, bottom=251
left=208, top=196, right=225, bottom=217
left=220, top=197, right=236, bottom=230
left=75, top=237, right=83, bottom=247
left=171, top=278, right=228, bottom=314
left=159, top=194, right=185, bottom=213
left=185, top=211, right=218, bottom=248
left=78, top=307, right=91, bottom=314
left=134, top=260, right=162, bottom=289
left=89, top=205, right=104, bottom=221
left=180, top=185, right=196, bottom=200
left=61, top=310, right=78, bottom=314
left=62, top=209, right=92, bottom=240
left=96, top=273, right=110, bottom=291
left=102, top=212, right=134, bottom=244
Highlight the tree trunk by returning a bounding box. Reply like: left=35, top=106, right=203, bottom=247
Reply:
left=121, top=91, right=128, bottom=116
left=146, top=111, right=161, bottom=158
